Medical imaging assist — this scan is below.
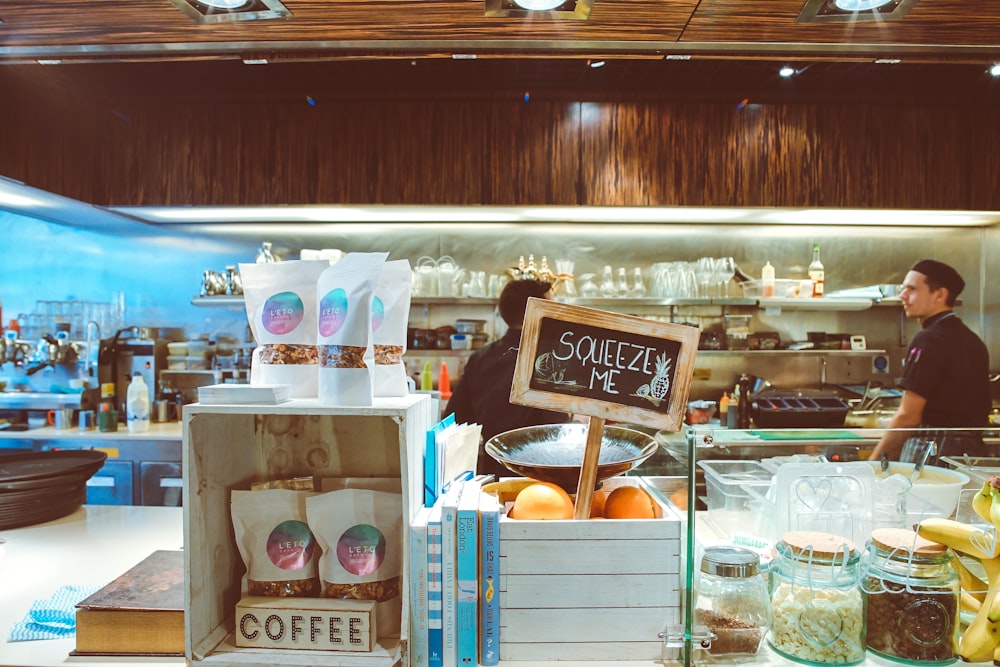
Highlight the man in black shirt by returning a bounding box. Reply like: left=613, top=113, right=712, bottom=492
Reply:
left=445, top=279, right=572, bottom=479
left=870, top=259, right=992, bottom=464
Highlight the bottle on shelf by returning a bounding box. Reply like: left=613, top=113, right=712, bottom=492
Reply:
left=718, top=392, right=730, bottom=426
left=616, top=267, right=630, bottom=297
left=631, top=267, right=647, bottom=298
left=600, top=266, right=616, bottom=298
left=126, top=372, right=151, bottom=433
left=761, top=261, right=775, bottom=297
left=808, top=243, right=825, bottom=297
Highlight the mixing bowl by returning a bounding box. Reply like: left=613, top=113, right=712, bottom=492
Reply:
left=484, top=423, right=658, bottom=492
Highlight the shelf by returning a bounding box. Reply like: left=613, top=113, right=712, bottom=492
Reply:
left=194, top=294, right=894, bottom=312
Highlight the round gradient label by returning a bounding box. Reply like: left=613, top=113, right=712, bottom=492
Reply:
left=266, top=520, right=317, bottom=571
left=371, top=296, right=385, bottom=332
left=318, top=288, right=348, bottom=337
left=262, top=292, right=305, bottom=336
left=336, top=524, right=386, bottom=576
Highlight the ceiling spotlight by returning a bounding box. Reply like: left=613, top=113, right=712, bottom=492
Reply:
left=588, top=60, right=606, bottom=69
left=484, top=0, right=592, bottom=19
left=168, top=0, right=290, bottom=23
left=797, top=0, right=917, bottom=22
left=778, top=66, right=796, bottom=78
left=990, top=64, right=1000, bottom=77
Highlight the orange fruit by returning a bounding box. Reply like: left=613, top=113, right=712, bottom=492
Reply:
left=509, top=482, right=574, bottom=520
left=669, top=486, right=689, bottom=511
left=589, top=488, right=608, bottom=518
left=604, top=486, right=656, bottom=519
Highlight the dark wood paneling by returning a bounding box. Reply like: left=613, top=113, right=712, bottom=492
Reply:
left=682, top=0, right=1000, bottom=48
left=2, top=64, right=1000, bottom=210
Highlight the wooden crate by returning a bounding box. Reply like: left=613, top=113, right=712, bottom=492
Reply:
left=183, top=395, right=432, bottom=667
left=498, top=477, right=683, bottom=661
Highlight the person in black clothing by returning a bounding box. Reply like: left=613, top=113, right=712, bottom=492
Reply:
left=869, top=259, right=992, bottom=464
left=445, top=279, right=572, bottom=479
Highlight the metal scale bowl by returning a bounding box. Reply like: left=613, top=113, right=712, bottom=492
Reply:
left=484, top=422, right=658, bottom=492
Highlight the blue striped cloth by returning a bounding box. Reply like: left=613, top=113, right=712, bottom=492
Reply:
left=8, top=584, right=103, bottom=642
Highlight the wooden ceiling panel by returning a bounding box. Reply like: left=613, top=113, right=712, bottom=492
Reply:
left=682, top=0, right=1000, bottom=49
left=1, top=0, right=999, bottom=63
left=0, top=0, right=697, bottom=50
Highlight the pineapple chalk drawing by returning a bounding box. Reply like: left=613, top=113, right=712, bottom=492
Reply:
left=635, top=352, right=672, bottom=407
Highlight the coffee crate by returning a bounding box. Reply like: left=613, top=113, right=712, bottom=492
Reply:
left=183, top=395, right=432, bottom=667
left=498, top=476, right=683, bottom=660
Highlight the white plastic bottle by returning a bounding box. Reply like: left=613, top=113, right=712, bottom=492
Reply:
left=761, top=261, right=775, bottom=297
left=126, top=372, right=151, bottom=433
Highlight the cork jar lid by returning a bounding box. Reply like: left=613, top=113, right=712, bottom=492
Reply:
left=871, top=527, right=947, bottom=556
left=780, top=531, right=857, bottom=559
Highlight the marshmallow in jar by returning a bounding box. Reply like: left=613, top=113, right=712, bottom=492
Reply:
left=768, top=530, right=864, bottom=666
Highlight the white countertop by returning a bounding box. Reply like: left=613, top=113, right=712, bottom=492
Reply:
left=0, top=505, right=184, bottom=667
left=0, top=422, right=182, bottom=442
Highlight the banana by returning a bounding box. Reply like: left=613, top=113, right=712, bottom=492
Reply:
left=917, top=517, right=1000, bottom=560
left=990, top=489, right=1000, bottom=535
left=963, top=591, right=983, bottom=614
left=973, top=480, right=994, bottom=524
left=952, top=554, right=989, bottom=603
left=919, top=516, right=1000, bottom=662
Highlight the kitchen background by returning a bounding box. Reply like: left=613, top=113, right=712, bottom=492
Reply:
left=2, top=60, right=999, bottom=401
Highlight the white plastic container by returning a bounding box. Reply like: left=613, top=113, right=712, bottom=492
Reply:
left=126, top=372, right=151, bottom=433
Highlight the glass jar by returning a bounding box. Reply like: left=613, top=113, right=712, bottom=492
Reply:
left=695, top=546, right=771, bottom=657
left=862, top=527, right=959, bottom=664
left=769, top=531, right=865, bottom=666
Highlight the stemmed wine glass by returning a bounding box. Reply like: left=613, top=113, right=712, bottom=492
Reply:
left=715, top=257, right=736, bottom=297
left=695, top=257, right=715, bottom=298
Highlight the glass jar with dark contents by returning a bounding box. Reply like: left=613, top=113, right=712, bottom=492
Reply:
left=695, top=545, right=771, bottom=657
left=862, top=527, right=959, bottom=664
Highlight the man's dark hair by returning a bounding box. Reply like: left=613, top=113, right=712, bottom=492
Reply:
left=911, top=259, right=965, bottom=307
left=498, top=280, right=552, bottom=328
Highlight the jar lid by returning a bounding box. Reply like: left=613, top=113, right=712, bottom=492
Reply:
left=870, top=527, right=947, bottom=556
left=701, top=545, right=760, bottom=578
left=780, top=530, right=857, bottom=559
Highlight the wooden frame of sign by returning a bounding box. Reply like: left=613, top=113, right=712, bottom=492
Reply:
left=510, top=298, right=700, bottom=518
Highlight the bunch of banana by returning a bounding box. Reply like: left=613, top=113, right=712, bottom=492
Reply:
left=917, top=475, right=1000, bottom=663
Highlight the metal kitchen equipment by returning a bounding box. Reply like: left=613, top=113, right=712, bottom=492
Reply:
left=97, top=327, right=167, bottom=412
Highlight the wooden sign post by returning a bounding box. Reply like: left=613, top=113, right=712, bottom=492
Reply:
left=510, top=298, right=700, bottom=518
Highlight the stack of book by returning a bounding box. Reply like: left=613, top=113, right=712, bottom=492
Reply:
left=410, top=477, right=500, bottom=667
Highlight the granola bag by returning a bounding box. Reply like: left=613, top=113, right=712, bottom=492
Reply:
left=306, top=488, right=403, bottom=639
left=239, top=260, right=330, bottom=398
left=372, top=259, right=412, bottom=397
left=316, top=252, right=388, bottom=406
left=231, top=488, right=321, bottom=597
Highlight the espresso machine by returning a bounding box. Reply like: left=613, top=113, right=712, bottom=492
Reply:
left=96, top=327, right=167, bottom=412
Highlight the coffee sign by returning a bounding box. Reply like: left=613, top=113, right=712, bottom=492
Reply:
left=510, top=299, right=699, bottom=431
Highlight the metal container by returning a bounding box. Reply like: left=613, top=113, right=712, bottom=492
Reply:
left=455, top=319, right=487, bottom=334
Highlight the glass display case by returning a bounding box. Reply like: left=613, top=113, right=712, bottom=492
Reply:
left=642, top=423, right=999, bottom=667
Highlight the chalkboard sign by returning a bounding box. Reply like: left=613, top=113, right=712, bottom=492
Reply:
left=510, top=298, right=700, bottom=431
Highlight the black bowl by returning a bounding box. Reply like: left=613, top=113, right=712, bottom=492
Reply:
left=484, top=423, right=658, bottom=492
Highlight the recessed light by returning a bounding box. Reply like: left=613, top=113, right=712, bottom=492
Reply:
left=990, top=64, right=1000, bottom=77
left=484, top=0, right=593, bottom=19
left=588, top=60, right=606, bottom=69
left=797, top=0, right=917, bottom=22
left=779, top=66, right=796, bottom=78
left=874, top=58, right=902, bottom=64
left=168, top=0, right=290, bottom=24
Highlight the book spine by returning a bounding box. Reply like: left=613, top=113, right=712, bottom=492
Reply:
left=409, top=507, right=432, bottom=667
left=440, top=482, right=463, bottom=667
left=456, top=481, right=482, bottom=666
left=478, top=494, right=500, bottom=666
left=427, top=506, right=444, bottom=667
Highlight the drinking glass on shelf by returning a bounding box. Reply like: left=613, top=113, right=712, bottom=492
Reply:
left=579, top=274, right=599, bottom=298
left=715, top=257, right=736, bottom=297
left=695, top=257, right=714, bottom=298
